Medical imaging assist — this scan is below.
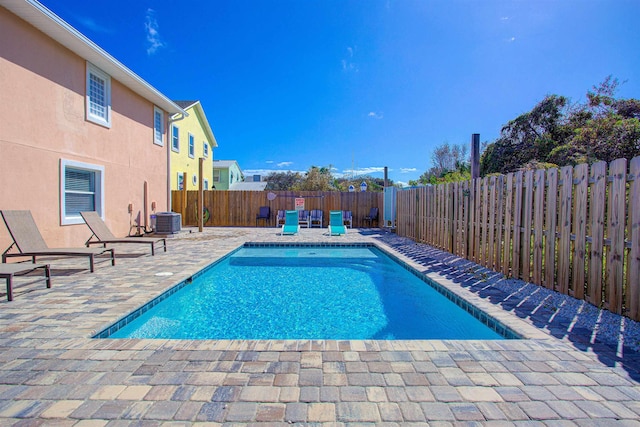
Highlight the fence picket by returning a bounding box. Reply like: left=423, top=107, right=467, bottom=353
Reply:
left=480, top=178, right=489, bottom=267
left=628, top=157, right=640, bottom=321
left=502, top=173, right=514, bottom=276
left=607, top=159, right=627, bottom=314
left=487, top=177, right=496, bottom=269
left=545, top=168, right=558, bottom=289
left=572, top=163, right=588, bottom=299
left=521, top=170, right=534, bottom=282
left=588, top=162, right=607, bottom=306
left=474, top=179, right=482, bottom=263
left=495, top=175, right=505, bottom=272
left=512, top=171, right=524, bottom=278
left=557, top=166, right=573, bottom=295
left=533, top=169, right=545, bottom=285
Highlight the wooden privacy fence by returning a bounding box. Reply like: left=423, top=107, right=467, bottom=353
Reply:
left=171, top=190, right=383, bottom=228
left=397, top=156, right=640, bottom=321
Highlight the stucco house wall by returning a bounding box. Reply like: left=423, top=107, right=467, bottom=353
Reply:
left=169, top=101, right=217, bottom=191
left=0, top=2, right=182, bottom=249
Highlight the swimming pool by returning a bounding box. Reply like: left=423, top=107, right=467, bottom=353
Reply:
left=99, top=244, right=518, bottom=340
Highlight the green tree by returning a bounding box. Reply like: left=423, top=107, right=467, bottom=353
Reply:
left=293, top=166, right=336, bottom=191
left=480, top=95, right=568, bottom=175
left=264, top=171, right=303, bottom=191
left=570, top=77, right=640, bottom=163
left=418, top=142, right=470, bottom=184
left=480, top=77, right=640, bottom=175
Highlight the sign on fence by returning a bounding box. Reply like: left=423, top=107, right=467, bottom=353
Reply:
left=294, top=197, right=305, bottom=211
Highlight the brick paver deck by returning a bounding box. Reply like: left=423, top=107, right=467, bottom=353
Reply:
left=1, top=227, right=639, bottom=425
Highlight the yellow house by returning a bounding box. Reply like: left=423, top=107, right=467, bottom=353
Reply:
left=170, top=100, right=217, bottom=191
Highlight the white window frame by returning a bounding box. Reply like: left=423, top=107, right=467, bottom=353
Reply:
left=203, top=141, right=209, bottom=157
left=86, top=62, right=112, bottom=128
left=60, top=159, right=105, bottom=225
left=171, top=125, right=180, bottom=152
left=188, top=133, right=195, bottom=158
left=177, top=172, right=184, bottom=190
left=192, top=174, right=198, bottom=186
left=153, top=107, right=164, bottom=146
left=213, top=170, right=221, bottom=183
left=204, top=179, right=209, bottom=190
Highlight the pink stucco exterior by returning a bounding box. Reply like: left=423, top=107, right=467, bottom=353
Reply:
left=0, top=6, right=170, bottom=249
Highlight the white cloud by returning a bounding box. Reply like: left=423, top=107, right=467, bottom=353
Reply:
left=145, top=9, right=165, bottom=55
left=400, top=168, right=417, bottom=173
left=367, top=111, right=383, bottom=120
left=508, top=37, right=516, bottom=42
left=501, top=16, right=510, bottom=21
left=340, top=166, right=386, bottom=177
left=244, top=168, right=306, bottom=177
left=265, top=160, right=274, bottom=164
left=277, top=161, right=293, bottom=168
left=77, top=16, right=114, bottom=34
left=342, top=46, right=359, bottom=72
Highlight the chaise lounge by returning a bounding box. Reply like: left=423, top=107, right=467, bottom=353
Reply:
left=1, top=210, right=115, bottom=272
left=0, top=263, right=51, bottom=301
left=328, top=210, right=347, bottom=236
left=281, top=210, right=300, bottom=235
left=81, top=211, right=167, bottom=256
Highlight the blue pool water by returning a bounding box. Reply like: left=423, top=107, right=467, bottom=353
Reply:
left=107, top=245, right=509, bottom=340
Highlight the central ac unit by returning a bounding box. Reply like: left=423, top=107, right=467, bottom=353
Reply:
left=155, top=212, right=181, bottom=234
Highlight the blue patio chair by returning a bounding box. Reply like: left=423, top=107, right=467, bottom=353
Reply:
left=363, top=207, right=379, bottom=227
left=310, top=209, right=323, bottom=228
left=281, top=210, right=300, bottom=235
left=298, top=209, right=310, bottom=228
left=342, top=210, right=353, bottom=228
left=256, top=206, right=270, bottom=227
left=276, top=210, right=286, bottom=227
left=328, top=211, right=347, bottom=236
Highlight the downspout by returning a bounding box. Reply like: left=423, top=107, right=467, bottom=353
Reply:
left=167, top=112, right=187, bottom=212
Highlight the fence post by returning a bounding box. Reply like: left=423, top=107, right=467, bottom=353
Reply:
left=471, top=133, right=480, bottom=180
left=198, top=158, right=204, bottom=232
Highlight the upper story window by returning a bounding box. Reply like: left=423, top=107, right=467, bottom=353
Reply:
left=203, top=141, right=209, bottom=157
left=213, top=170, right=220, bottom=182
left=153, top=107, right=164, bottom=146
left=171, top=125, right=179, bottom=152
left=86, top=63, right=111, bottom=128
left=188, top=134, right=195, bottom=158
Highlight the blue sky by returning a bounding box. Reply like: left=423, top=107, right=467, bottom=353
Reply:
left=41, top=0, right=639, bottom=186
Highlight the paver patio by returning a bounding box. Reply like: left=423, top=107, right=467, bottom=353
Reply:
left=0, top=227, right=639, bottom=425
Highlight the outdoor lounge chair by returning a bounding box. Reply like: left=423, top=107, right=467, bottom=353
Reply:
left=276, top=210, right=286, bottom=227
left=298, top=210, right=310, bottom=228
left=1, top=210, right=115, bottom=272
left=342, top=210, right=353, bottom=228
left=0, top=262, right=50, bottom=301
left=255, top=206, right=270, bottom=227
left=310, top=209, right=323, bottom=228
left=363, top=207, right=379, bottom=227
left=328, top=210, right=347, bottom=236
left=80, top=211, right=167, bottom=256
left=281, top=210, right=300, bottom=235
